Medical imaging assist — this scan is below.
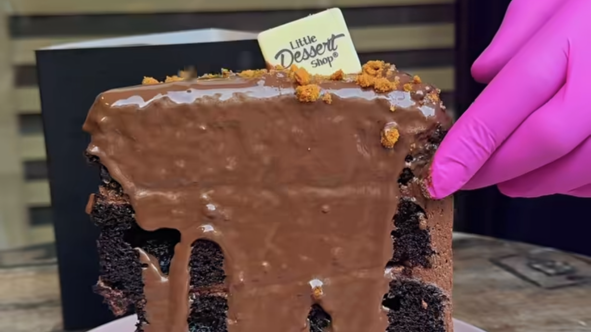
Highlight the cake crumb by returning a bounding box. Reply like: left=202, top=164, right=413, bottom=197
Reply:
left=386, top=64, right=397, bottom=75
left=238, top=70, right=256, bottom=78
left=201, top=73, right=221, bottom=79
left=362, top=60, right=386, bottom=77
left=418, top=214, right=428, bottom=230
left=312, top=287, right=323, bottom=300
left=427, top=90, right=441, bottom=103
left=427, top=255, right=436, bottom=267
left=238, top=69, right=267, bottom=79
left=322, top=93, right=332, bottom=104
left=356, top=73, right=375, bottom=88
left=312, top=74, right=325, bottom=82
left=413, top=75, right=422, bottom=84
left=330, top=69, right=344, bottom=81
left=356, top=61, right=399, bottom=91
left=381, top=122, right=400, bottom=149
left=420, top=175, right=436, bottom=200
left=294, top=67, right=311, bottom=85
left=309, top=279, right=324, bottom=300
left=390, top=105, right=396, bottom=112
left=373, top=77, right=395, bottom=92
left=295, top=84, right=321, bottom=102
left=393, top=265, right=404, bottom=274
left=179, top=69, right=196, bottom=79
left=142, top=76, right=160, bottom=85
left=165, top=75, right=185, bottom=83
left=403, top=83, right=413, bottom=92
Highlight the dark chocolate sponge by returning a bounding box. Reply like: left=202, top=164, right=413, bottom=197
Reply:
left=308, top=304, right=332, bottom=332
left=398, top=168, right=415, bottom=186
left=390, top=198, right=435, bottom=268
left=190, top=239, right=226, bottom=288
left=188, top=295, right=229, bottom=332
left=383, top=278, right=447, bottom=332
left=89, top=157, right=230, bottom=332
left=189, top=239, right=228, bottom=332
left=91, top=191, right=147, bottom=330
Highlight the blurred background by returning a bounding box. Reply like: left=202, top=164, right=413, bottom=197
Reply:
left=1, top=0, right=590, bottom=331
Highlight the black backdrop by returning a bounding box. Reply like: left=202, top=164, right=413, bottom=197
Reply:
left=454, top=0, right=591, bottom=256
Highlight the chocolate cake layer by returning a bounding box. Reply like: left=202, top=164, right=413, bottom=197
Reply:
left=88, top=168, right=229, bottom=332
left=84, top=63, right=454, bottom=332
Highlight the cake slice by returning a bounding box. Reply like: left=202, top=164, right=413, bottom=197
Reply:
left=84, top=61, right=453, bottom=332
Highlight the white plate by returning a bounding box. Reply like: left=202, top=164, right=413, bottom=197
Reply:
left=89, top=315, right=486, bottom=331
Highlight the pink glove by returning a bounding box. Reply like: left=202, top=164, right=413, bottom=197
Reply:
left=430, top=0, right=591, bottom=199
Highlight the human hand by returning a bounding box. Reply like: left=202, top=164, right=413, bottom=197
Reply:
left=429, top=0, right=591, bottom=199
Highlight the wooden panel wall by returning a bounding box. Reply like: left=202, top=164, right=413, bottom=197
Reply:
left=0, top=0, right=456, bottom=249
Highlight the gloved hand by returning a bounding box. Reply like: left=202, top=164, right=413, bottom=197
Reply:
left=429, top=0, right=591, bottom=199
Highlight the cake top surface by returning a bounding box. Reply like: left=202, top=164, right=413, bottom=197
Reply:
left=84, top=61, right=452, bottom=332
left=96, top=61, right=451, bottom=128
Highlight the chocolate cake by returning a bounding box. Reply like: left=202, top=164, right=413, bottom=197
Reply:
left=83, top=61, right=454, bottom=332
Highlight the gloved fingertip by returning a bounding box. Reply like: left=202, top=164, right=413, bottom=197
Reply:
left=426, top=184, right=447, bottom=200
left=471, top=56, right=495, bottom=84
left=427, top=159, right=462, bottom=199
left=496, top=183, right=523, bottom=198
left=566, top=185, right=591, bottom=198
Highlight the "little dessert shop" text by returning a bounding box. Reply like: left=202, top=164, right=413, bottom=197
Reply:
left=273, top=33, right=345, bottom=69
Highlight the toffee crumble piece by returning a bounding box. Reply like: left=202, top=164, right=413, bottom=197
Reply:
left=85, top=61, right=454, bottom=332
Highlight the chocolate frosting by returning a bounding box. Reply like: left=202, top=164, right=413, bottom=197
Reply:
left=83, top=68, right=452, bottom=332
